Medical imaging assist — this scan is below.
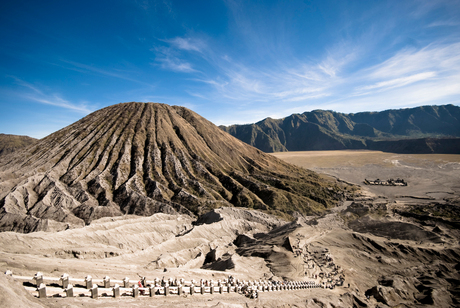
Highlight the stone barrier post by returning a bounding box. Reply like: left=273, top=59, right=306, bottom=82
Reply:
left=91, top=284, right=98, bottom=299
left=164, top=284, right=169, bottom=296
left=60, top=273, right=69, bottom=289
left=178, top=284, right=183, bottom=295
left=201, top=285, right=205, bottom=294
left=219, top=285, right=223, bottom=294
left=34, top=272, right=44, bottom=287
left=133, top=285, right=139, bottom=298
left=123, top=277, right=130, bottom=288
left=85, top=275, right=92, bottom=289
left=38, top=283, right=46, bottom=298
left=210, top=284, right=214, bottom=294
left=103, top=276, right=110, bottom=288
left=149, top=285, right=156, bottom=297
left=190, top=284, right=195, bottom=295
left=65, top=284, right=74, bottom=297
left=227, top=283, right=231, bottom=293
left=113, top=284, right=120, bottom=298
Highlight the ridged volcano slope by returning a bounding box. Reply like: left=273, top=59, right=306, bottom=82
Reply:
left=0, top=103, right=351, bottom=233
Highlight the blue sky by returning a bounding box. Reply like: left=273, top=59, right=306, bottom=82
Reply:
left=1, top=0, right=460, bottom=138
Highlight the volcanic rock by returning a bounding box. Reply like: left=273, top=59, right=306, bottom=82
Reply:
left=0, top=102, right=349, bottom=233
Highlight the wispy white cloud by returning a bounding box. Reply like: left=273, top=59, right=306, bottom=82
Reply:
left=57, top=60, right=152, bottom=86
left=354, top=72, right=437, bottom=95
left=153, top=45, right=198, bottom=73
left=166, top=37, right=206, bottom=53
left=333, top=73, right=460, bottom=114
left=366, top=43, right=460, bottom=79
left=427, top=20, right=460, bottom=28
left=348, top=42, right=460, bottom=101
left=152, top=36, right=207, bottom=73
left=197, top=47, right=354, bottom=105
left=25, top=95, right=91, bottom=113
left=10, top=77, right=92, bottom=113
left=157, top=57, right=196, bottom=73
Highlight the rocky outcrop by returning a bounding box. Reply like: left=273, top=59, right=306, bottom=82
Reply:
left=0, top=102, right=350, bottom=233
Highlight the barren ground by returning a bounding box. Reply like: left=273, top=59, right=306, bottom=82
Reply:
left=1, top=150, right=460, bottom=307
left=273, top=150, right=460, bottom=201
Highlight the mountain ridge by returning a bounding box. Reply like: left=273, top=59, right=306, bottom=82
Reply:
left=220, top=104, right=460, bottom=153
left=0, top=134, right=37, bottom=156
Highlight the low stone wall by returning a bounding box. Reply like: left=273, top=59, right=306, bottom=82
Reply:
left=5, top=270, right=324, bottom=300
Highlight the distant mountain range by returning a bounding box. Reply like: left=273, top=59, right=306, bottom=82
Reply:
left=220, top=104, right=460, bottom=153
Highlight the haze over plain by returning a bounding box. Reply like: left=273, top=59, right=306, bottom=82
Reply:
left=1, top=0, right=460, bottom=138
